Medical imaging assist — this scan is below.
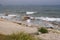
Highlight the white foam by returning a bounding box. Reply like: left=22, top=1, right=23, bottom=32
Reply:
left=26, top=12, right=36, bottom=14
left=0, top=14, right=17, bottom=20
left=35, top=17, right=60, bottom=22
left=8, top=15, right=17, bottom=17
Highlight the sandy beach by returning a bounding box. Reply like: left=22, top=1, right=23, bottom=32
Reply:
left=0, top=18, right=60, bottom=40
left=0, top=19, right=38, bottom=35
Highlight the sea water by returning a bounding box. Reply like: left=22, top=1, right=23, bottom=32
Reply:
left=0, top=5, right=60, bottom=22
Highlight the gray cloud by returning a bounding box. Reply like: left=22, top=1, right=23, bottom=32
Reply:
left=0, top=0, right=60, bottom=5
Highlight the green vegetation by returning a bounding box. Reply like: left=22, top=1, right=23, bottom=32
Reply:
left=38, top=27, right=48, bottom=33
left=0, top=32, right=38, bottom=40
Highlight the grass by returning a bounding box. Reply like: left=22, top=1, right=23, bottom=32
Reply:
left=0, top=32, right=38, bottom=40
left=38, top=27, right=48, bottom=33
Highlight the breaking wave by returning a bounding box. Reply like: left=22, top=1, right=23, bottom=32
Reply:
left=35, top=17, right=60, bottom=22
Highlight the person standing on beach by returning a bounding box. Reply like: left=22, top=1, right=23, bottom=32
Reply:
left=26, top=18, right=31, bottom=26
left=22, top=16, right=32, bottom=27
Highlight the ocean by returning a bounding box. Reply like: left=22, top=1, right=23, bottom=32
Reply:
left=0, top=5, right=60, bottom=22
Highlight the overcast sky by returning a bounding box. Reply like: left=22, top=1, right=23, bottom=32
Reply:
left=0, top=0, right=60, bottom=5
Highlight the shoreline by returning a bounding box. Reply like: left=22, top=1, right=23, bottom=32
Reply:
left=0, top=15, right=60, bottom=35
